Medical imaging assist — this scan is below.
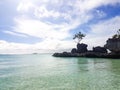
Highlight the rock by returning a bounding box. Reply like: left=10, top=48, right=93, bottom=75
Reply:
left=53, top=52, right=71, bottom=57
left=52, top=52, right=120, bottom=58
left=53, top=52, right=80, bottom=57
left=93, top=46, right=107, bottom=53
left=83, top=52, right=105, bottom=58
left=52, top=37, right=120, bottom=58
left=63, top=52, right=68, bottom=54
left=104, top=38, right=120, bottom=53
left=105, top=53, right=120, bottom=58
left=77, top=43, right=88, bottom=53
left=71, top=48, right=77, bottom=54
left=52, top=53, right=60, bottom=57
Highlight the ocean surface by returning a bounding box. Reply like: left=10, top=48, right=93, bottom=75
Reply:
left=0, top=54, right=120, bottom=90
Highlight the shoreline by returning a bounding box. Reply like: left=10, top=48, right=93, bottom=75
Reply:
left=53, top=52, right=120, bottom=59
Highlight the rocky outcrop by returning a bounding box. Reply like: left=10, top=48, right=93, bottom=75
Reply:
left=53, top=37, right=120, bottom=58
left=53, top=52, right=80, bottom=57
left=93, top=46, right=107, bottom=53
left=53, top=52, right=120, bottom=58
left=71, top=48, right=77, bottom=54
left=84, top=52, right=120, bottom=58
left=77, top=43, right=88, bottom=53
left=104, top=38, right=120, bottom=53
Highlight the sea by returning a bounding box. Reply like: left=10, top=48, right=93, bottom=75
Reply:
left=0, top=54, right=120, bottom=90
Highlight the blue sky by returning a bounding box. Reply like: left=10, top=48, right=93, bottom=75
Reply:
left=0, top=0, right=120, bottom=54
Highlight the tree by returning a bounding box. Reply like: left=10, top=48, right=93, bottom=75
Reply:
left=117, top=29, right=120, bottom=35
left=73, top=32, right=85, bottom=44
left=112, top=29, right=120, bottom=39
left=112, top=34, right=118, bottom=39
left=117, top=29, right=120, bottom=38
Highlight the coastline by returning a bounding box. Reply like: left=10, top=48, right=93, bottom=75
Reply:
left=53, top=52, right=120, bottom=59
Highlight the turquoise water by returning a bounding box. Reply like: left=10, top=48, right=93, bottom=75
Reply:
left=0, top=54, right=120, bottom=90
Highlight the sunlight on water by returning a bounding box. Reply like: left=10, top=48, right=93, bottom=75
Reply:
left=0, top=54, right=120, bottom=90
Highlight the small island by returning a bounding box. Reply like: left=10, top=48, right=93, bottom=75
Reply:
left=53, top=29, right=120, bottom=59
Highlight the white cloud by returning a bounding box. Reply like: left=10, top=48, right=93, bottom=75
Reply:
left=0, top=39, right=75, bottom=54
left=13, top=0, right=94, bottom=40
left=3, top=30, right=28, bottom=37
left=17, top=2, right=33, bottom=12
left=0, top=40, right=32, bottom=54
left=1, top=16, right=120, bottom=54
left=0, top=40, right=30, bottom=50
left=13, top=17, right=72, bottom=40
left=34, top=5, right=61, bottom=18
left=95, top=10, right=106, bottom=18
left=75, top=0, right=120, bottom=12
left=24, top=15, right=120, bottom=52
left=1, top=0, right=120, bottom=54
left=83, top=16, right=120, bottom=49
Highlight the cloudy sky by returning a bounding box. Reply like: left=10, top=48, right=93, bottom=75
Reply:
left=0, top=0, right=120, bottom=54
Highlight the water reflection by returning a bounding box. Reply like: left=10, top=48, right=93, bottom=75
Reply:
left=76, top=58, right=120, bottom=90
left=0, top=54, right=120, bottom=90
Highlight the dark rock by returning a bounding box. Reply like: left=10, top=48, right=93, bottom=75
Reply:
left=53, top=52, right=70, bottom=57
left=63, top=52, right=68, bottom=54
left=104, top=38, right=120, bottom=53
left=53, top=52, right=80, bottom=57
left=105, top=53, right=120, bottom=59
left=87, top=50, right=94, bottom=52
left=52, top=53, right=60, bottom=57
left=93, top=46, right=107, bottom=53
left=77, top=43, right=88, bottom=53
left=52, top=52, right=120, bottom=58
left=83, top=52, right=103, bottom=57
left=71, top=48, right=77, bottom=54
left=52, top=37, right=120, bottom=58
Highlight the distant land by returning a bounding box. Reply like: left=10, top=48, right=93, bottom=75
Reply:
left=53, top=30, right=120, bottom=59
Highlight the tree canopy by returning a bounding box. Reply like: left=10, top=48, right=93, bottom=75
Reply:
left=112, top=29, right=120, bottom=39
left=73, top=32, right=85, bottom=43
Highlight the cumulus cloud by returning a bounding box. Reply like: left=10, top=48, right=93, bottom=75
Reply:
left=1, top=16, right=120, bottom=54
left=17, top=2, right=33, bottom=12
left=0, top=39, right=76, bottom=54
left=9, top=0, right=92, bottom=41
left=0, top=40, right=32, bottom=54
left=83, top=16, right=120, bottom=49
left=13, top=17, right=73, bottom=40
left=14, top=0, right=120, bottom=35
left=1, top=0, right=120, bottom=54
left=3, top=30, right=28, bottom=37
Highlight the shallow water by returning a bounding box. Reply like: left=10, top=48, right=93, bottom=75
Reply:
left=0, top=54, right=120, bottom=90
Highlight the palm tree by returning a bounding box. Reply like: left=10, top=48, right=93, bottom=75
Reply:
left=73, top=32, right=85, bottom=44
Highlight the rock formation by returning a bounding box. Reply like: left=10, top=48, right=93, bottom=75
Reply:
left=77, top=43, right=88, bottom=53
left=93, top=46, right=107, bottom=53
left=53, top=30, right=120, bottom=58
left=104, top=38, right=120, bottom=53
left=53, top=40, right=120, bottom=58
left=71, top=48, right=77, bottom=54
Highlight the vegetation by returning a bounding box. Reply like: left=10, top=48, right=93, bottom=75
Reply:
left=73, top=32, right=85, bottom=43
left=112, top=29, right=120, bottom=39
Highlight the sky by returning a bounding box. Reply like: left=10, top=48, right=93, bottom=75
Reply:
left=0, top=0, right=120, bottom=54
